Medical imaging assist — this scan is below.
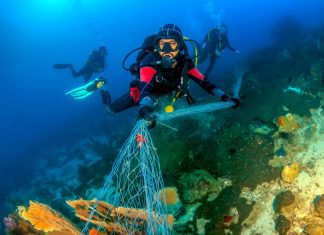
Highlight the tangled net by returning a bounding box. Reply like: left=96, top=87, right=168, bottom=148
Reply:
left=81, top=120, right=171, bottom=235
left=81, top=72, right=244, bottom=234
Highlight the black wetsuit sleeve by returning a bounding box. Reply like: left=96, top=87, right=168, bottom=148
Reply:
left=136, top=50, right=148, bottom=64
left=225, top=36, right=236, bottom=52
left=185, top=58, right=218, bottom=95
left=190, top=76, right=218, bottom=95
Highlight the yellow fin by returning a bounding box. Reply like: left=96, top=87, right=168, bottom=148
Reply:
left=165, top=105, right=174, bottom=113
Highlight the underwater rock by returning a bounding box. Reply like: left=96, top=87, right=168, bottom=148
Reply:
left=276, top=113, right=300, bottom=133
left=196, top=218, right=210, bottom=235
left=273, top=190, right=295, bottom=213
left=275, top=214, right=291, bottom=235
left=173, top=203, right=202, bottom=234
left=314, top=194, right=324, bottom=218
left=303, top=223, right=324, bottom=235
left=281, top=162, right=300, bottom=183
left=179, top=170, right=232, bottom=203
left=249, top=122, right=273, bottom=135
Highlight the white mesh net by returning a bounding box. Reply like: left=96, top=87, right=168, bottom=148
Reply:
left=81, top=120, right=171, bottom=235
left=80, top=71, right=244, bottom=234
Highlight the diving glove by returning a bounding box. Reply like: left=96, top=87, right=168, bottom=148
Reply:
left=100, top=90, right=111, bottom=106
left=221, top=94, right=240, bottom=109
left=138, top=106, right=157, bottom=129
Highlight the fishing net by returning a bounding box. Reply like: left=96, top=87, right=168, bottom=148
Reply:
left=81, top=120, right=171, bottom=235
left=80, top=71, right=244, bottom=234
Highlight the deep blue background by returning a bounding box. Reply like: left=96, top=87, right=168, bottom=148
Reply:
left=0, top=0, right=323, bottom=217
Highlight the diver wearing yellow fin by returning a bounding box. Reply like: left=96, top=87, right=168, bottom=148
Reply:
left=66, top=77, right=107, bottom=100
left=101, top=24, right=240, bottom=129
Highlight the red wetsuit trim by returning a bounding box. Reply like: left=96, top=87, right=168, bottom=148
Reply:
left=187, top=67, right=204, bottom=80
left=129, top=87, right=140, bottom=103
left=140, top=66, right=157, bottom=83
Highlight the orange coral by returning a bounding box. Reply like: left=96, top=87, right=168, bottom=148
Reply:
left=277, top=116, right=286, bottom=127
left=89, top=228, right=108, bottom=235
left=159, top=187, right=180, bottom=206
left=17, top=201, right=80, bottom=235
left=67, top=199, right=174, bottom=234
left=276, top=113, right=300, bottom=132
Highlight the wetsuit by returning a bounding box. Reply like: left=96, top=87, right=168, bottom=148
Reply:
left=199, top=29, right=237, bottom=79
left=130, top=34, right=156, bottom=79
left=139, top=52, right=222, bottom=101
left=104, top=51, right=224, bottom=114
left=70, top=50, right=106, bottom=83
left=104, top=35, right=156, bottom=114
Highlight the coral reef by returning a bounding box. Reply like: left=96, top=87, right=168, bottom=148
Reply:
left=17, top=201, right=80, bottom=235
left=67, top=199, right=174, bottom=234
left=314, top=195, right=324, bottom=218
left=179, top=170, right=232, bottom=203
left=4, top=18, right=324, bottom=235
left=3, top=213, right=42, bottom=235
left=240, top=106, right=324, bottom=234
left=303, top=223, right=324, bottom=235
left=158, top=187, right=183, bottom=216
left=275, top=214, right=291, bottom=235
left=281, top=163, right=300, bottom=183
left=276, top=113, right=300, bottom=133
left=172, top=203, right=202, bottom=234
left=273, top=190, right=295, bottom=213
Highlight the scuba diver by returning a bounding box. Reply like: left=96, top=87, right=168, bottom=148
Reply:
left=66, top=77, right=107, bottom=100
left=125, top=34, right=157, bottom=101
left=199, top=24, right=239, bottom=80
left=54, top=46, right=107, bottom=83
left=129, top=34, right=157, bottom=79
left=101, top=24, right=240, bottom=128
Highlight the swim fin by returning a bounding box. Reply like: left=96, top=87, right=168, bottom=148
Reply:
left=53, top=64, right=72, bottom=69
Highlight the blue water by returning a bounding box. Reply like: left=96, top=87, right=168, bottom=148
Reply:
left=0, top=0, right=324, bottom=219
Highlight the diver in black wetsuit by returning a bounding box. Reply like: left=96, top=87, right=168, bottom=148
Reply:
left=129, top=34, right=157, bottom=79
left=199, top=24, right=239, bottom=80
left=54, top=46, right=107, bottom=83
left=101, top=24, right=239, bottom=128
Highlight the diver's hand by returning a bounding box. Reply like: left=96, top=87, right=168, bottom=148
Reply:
left=138, top=106, right=157, bottom=129
left=221, top=94, right=240, bottom=109
left=100, top=90, right=111, bottom=106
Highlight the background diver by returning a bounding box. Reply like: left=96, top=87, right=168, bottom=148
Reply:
left=54, top=46, right=107, bottom=83
left=199, top=24, right=240, bottom=80
left=101, top=24, right=240, bottom=128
